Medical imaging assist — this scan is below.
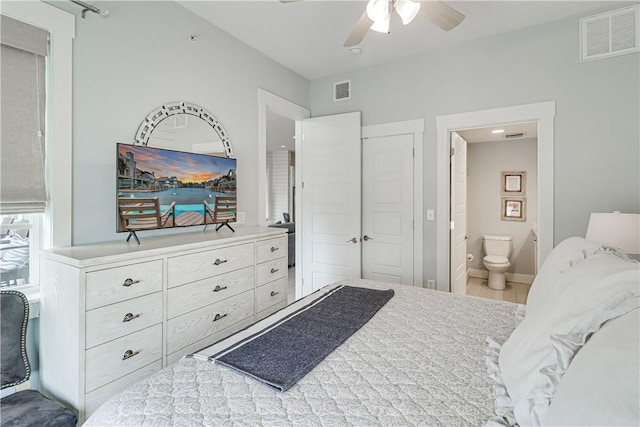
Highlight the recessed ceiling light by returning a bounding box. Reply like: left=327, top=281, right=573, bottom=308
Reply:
left=349, top=47, right=362, bottom=56
left=281, top=145, right=286, bottom=148
left=491, top=129, right=505, bottom=134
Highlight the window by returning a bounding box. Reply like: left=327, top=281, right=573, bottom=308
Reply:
left=0, top=213, right=41, bottom=287
left=1, top=14, right=49, bottom=289
left=1, top=2, right=74, bottom=296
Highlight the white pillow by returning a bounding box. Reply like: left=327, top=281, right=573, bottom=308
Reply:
left=498, top=251, right=639, bottom=426
left=544, top=308, right=640, bottom=426
left=525, top=237, right=602, bottom=310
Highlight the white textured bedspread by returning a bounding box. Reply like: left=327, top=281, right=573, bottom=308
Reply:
left=85, top=279, right=518, bottom=426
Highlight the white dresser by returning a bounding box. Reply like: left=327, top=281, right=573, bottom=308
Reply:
left=38, top=227, right=287, bottom=423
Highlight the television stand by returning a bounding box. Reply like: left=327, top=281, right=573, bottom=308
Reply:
left=126, top=231, right=141, bottom=245
left=209, top=221, right=235, bottom=232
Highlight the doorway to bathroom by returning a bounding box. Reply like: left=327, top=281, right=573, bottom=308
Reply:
left=451, top=123, right=538, bottom=303
left=435, top=101, right=556, bottom=298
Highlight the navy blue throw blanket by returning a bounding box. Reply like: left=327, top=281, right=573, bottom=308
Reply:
left=215, top=285, right=394, bottom=391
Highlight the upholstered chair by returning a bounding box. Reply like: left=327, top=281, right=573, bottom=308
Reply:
left=1, top=290, right=77, bottom=426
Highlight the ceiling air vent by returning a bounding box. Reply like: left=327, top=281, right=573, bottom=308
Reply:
left=333, top=80, right=351, bottom=102
left=581, top=4, right=639, bottom=62
left=505, top=132, right=526, bottom=139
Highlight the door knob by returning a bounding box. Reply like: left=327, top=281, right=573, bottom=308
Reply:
left=363, top=235, right=374, bottom=241
left=345, top=237, right=358, bottom=244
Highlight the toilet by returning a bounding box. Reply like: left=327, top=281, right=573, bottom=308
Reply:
left=482, top=235, right=513, bottom=290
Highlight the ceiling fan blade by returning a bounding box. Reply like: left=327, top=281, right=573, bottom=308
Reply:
left=420, top=1, right=465, bottom=31
left=343, top=10, right=374, bottom=47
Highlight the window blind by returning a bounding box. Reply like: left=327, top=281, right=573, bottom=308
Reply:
left=0, top=15, right=48, bottom=214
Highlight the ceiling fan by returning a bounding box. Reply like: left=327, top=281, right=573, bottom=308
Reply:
left=343, top=0, right=465, bottom=47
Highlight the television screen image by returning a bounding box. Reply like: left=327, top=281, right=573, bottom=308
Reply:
left=117, top=143, right=237, bottom=239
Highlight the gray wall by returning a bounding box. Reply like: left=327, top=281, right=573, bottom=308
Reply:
left=467, top=138, right=538, bottom=276
left=310, top=9, right=640, bottom=280
left=56, top=1, right=309, bottom=245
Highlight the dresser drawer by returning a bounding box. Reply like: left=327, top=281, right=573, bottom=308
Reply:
left=85, top=324, right=162, bottom=392
left=256, top=257, right=287, bottom=286
left=166, top=290, right=254, bottom=355
left=167, top=243, right=254, bottom=287
left=256, top=236, right=288, bottom=264
left=86, top=292, right=162, bottom=349
left=257, top=301, right=287, bottom=322
left=166, top=316, right=255, bottom=366
left=167, top=266, right=254, bottom=319
left=86, top=260, right=162, bottom=310
left=256, top=277, right=287, bottom=313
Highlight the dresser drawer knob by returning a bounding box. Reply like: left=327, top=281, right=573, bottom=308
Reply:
left=270, top=247, right=279, bottom=252
left=213, top=258, right=228, bottom=266
left=122, top=312, right=140, bottom=322
left=213, top=313, right=228, bottom=322
left=122, top=278, right=140, bottom=287
left=271, top=268, right=279, bottom=274
left=122, top=349, right=139, bottom=360
left=213, top=285, right=228, bottom=292
left=270, top=291, right=279, bottom=297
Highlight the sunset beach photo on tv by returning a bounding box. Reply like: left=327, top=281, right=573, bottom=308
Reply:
left=116, top=143, right=236, bottom=232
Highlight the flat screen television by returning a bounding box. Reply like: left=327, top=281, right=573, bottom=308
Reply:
left=116, top=143, right=237, bottom=242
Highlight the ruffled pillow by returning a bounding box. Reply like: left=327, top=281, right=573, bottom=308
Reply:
left=544, top=308, right=640, bottom=426
left=485, top=305, right=526, bottom=427
left=524, top=297, right=639, bottom=425
left=485, top=336, right=516, bottom=426
left=498, top=250, right=639, bottom=426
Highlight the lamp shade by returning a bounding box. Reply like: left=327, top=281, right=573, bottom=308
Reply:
left=585, top=212, right=640, bottom=254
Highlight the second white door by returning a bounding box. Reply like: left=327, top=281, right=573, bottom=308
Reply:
left=362, top=134, right=414, bottom=285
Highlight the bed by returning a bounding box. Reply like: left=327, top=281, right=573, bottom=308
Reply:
left=85, top=237, right=639, bottom=427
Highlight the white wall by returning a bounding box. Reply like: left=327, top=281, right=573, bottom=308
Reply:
left=309, top=8, right=640, bottom=281
left=53, top=1, right=309, bottom=245
left=467, top=138, right=538, bottom=276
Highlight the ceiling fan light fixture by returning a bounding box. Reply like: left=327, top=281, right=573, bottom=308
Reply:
left=395, top=0, right=421, bottom=25
left=366, top=0, right=390, bottom=22
left=370, top=13, right=390, bottom=33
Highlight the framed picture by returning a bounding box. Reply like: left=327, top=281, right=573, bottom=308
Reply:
left=501, top=171, right=526, bottom=196
left=502, top=197, right=526, bottom=221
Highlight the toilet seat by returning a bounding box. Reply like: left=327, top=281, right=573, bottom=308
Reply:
left=484, top=255, right=510, bottom=267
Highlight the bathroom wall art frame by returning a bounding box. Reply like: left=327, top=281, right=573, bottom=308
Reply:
left=501, top=171, right=526, bottom=196
left=502, top=197, right=526, bottom=221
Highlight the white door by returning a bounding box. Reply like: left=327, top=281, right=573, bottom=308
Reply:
left=362, top=134, right=414, bottom=285
left=301, top=112, right=362, bottom=295
left=450, top=131, right=468, bottom=294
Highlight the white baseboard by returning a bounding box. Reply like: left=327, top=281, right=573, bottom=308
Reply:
left=468, top=268, right=534, bottom=285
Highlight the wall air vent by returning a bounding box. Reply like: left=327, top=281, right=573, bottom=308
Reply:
left=581, top=4, right=639, bottom=62
left=333, top=80, right=351, bottom=102
left=505, top=132, right=526, bottom=139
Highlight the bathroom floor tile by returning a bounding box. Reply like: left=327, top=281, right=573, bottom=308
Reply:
left=466, top=277, right=531, bottom=304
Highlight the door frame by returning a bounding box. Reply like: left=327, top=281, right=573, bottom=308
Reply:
left=362, top=119, right=424, bottom=287
left=436, top=101, right=555, bottom=292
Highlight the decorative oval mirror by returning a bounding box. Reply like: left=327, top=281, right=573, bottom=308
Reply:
left=134, top=101, right=233, bottom=158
